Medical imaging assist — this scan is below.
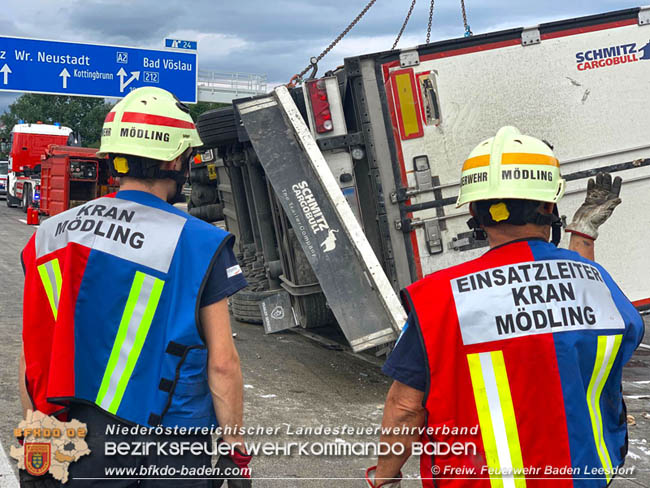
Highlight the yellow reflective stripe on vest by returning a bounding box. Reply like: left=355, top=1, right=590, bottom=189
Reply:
left=96, top=271, right=165, bottom=414
left=586, top=334, right=623, bottom=482
left=468, top=351, right=526, bottom=488
left=37, top=259, right=62, bottom=319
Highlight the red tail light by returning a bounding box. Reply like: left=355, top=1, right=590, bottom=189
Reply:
left=307, top=79, right=334, bottom=134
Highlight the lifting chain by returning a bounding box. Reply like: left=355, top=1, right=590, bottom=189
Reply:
left=426, top=0, right=435, bottom=44
left=460, top=0, right=472, bottom=37
left=291, top=0, right=378, bottom=84
left=392, top=0, right=417, bottom=50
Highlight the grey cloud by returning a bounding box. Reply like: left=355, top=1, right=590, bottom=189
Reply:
left=61, top=1, right=184, bottom=44
left=0, top=92, right=19, bottom=115
left=0, top=17, right=26, bottom=37
left=0, top=0, right=636, bottom=103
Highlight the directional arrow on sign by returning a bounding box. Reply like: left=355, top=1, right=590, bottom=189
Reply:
left=117, top=68, right=140, bottom=93
left=59, top=68, right=70, bottom=89
left=0, top=64, right=11, bottom=85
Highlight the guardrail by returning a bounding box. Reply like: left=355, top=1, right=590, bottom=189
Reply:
left=197, top=70, right=268, bottom=103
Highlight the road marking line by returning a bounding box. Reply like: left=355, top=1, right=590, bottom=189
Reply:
left=0, top=441, right=19, bottom=488
left=17, top=218, right=38, bottom=227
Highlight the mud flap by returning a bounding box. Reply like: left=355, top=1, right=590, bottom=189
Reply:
left=260, top=291, right=297, bottom=334
left=237, top=87, right=407, bottom=352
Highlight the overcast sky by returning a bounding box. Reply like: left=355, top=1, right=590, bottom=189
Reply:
left=0, top=0, right=635, bottom=113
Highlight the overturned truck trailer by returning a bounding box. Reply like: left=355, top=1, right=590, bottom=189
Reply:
left=192, top=6, right=650, bottom=352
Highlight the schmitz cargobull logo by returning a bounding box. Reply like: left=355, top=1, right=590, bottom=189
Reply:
left=575, top=40, right=650, bottom=71
left=292, top=181, right=340, bottom=253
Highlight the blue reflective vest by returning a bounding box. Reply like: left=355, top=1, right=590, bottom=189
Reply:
left=38, top=190, right=232, bottom=427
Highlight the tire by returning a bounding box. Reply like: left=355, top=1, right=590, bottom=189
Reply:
left=190, top=165, right=217, bottom=185
left=197, top=107, right=239, bottom=148
left=295, top=294, right=334, bottom=329
left=22, top=185, right=31, bottom=213
left=198, top=120, right=240, bottom=131
left=188, top=203, right=223, bottom=223
left=6, top=192, right=19, bottom=207
left=230, top=288, right=279, bottom=325
left=198, top=107, right=237, bottom=124
left=190, top=183, right=218, bottom=207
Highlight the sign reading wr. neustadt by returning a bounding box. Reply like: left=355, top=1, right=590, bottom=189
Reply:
left=0, top=35, right=197, bottom=102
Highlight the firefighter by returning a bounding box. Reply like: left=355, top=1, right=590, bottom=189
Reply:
left=19, top=87, right=251, bottom=487
left=366, top=126, right=645, bottom=487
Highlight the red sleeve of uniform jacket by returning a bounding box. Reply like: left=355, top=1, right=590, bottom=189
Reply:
left=46, top=244, right=92, bottom=405
left=21, top=234, right=62, bottom=416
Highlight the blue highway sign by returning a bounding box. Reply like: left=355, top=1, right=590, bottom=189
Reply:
left=165, top=39, right=197, bottom=51
left=0, top=35, right=197, bottom=103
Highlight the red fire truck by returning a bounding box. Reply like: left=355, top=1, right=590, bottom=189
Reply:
left=5, top=122, right=73, bottom=211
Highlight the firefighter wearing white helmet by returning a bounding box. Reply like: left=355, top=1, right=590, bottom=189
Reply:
left=367, top=126, right=644, bottom=488
left=456, top=125, right=566, bottom=246
left=19, top=87, right=252, bottom=487
left=97, top=86, right=203, bottom=203
left=456, top=125, right=624, bottom=252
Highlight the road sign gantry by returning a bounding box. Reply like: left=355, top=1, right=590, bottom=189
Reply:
left=0, top=35, right=197, bottom=103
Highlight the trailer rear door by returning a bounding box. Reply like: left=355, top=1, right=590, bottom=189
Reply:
left=376, top=7, right=650, bottom=305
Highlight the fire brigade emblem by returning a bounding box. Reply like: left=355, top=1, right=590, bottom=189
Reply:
left=11, top=410, right=91, bottom=483
left=25, top=443, right=51, bottom=476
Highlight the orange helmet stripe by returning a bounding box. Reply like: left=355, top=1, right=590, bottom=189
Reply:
left=463, top=153, right=559, bottom=171
left=462, top=154, right=490, bottom=171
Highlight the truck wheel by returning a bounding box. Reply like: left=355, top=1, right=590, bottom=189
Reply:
left=190, top=183, right=218, bottom=207
left=295, top=294, right=334, bottom=329
left=188, top=203, right=223, bottom=223
left=230, top=288, right=279, bottom=325
left=197, top=107, right=239, bottom=148
left=189, top=165, right=217, bottom=185
left=6, top=193, right=19, bottom=208
left=22, top=185, right=31, bottom=213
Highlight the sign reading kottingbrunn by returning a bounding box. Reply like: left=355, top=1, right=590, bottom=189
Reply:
left=0, top=35, right=197, bottom=103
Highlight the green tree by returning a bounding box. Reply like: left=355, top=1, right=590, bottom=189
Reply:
left=0, top=96, right=227, bottom=159
left=0, top=94, right=114, bottom=158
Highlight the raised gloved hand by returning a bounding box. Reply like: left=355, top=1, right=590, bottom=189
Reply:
left=365, top=466, right=402, bottom=487
left=565, top=172, right=622, bottom=240
left=214, top=439, right=252, bottom=488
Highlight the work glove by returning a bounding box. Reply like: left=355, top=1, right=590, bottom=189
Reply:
left=213, top=439, right=252, bottom=488
left=565, top=172, right=622, bottom=240
left=365, top=466, right=402, bottom=487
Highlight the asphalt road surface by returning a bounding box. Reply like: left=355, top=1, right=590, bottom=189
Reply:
left=0, top=201, right=648, bottom=487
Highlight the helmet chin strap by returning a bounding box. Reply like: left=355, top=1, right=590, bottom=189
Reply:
left=467, top=203, right=563, bottom=246
left=156, top=154, right=191, bottom=204
left=109, top=151, right=192, bottom=204
left=550, top=205, right=562, bottom=247
left=467, top=217, right=488, bottom=241
left=154, top=169, right=187, bottom=204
